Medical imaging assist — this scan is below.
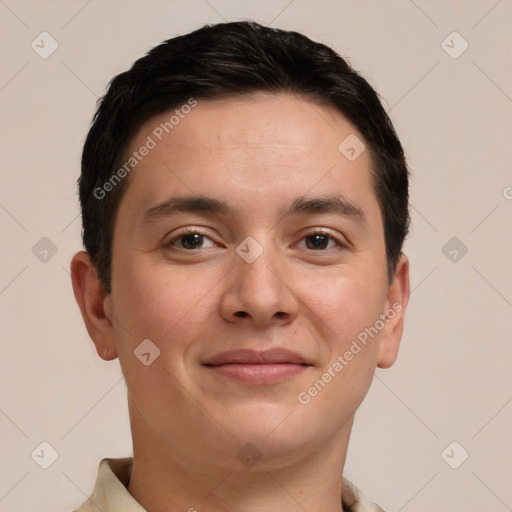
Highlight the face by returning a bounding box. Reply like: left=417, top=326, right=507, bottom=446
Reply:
left=82, top=92, right=408, bottom=471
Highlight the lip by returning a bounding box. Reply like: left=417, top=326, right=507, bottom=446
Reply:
left=203, top=349, right=311, bottom=384
left=203, top=348, right=308, bottom=366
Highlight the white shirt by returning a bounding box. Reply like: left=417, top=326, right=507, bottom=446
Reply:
left=73, top=457, right=385, bottom=512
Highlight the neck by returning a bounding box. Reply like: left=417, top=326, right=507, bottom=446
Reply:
left=126, top=410, right=354, bottom=512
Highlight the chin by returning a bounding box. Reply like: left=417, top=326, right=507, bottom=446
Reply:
left=223, top=408, right=319, bottom=455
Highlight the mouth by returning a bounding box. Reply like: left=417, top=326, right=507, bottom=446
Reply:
left=202, top=348, right=311, bottom=384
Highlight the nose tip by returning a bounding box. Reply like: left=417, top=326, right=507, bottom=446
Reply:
left=219, top=251, right=299, bottom=327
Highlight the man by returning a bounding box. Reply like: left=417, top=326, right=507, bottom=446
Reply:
left=71, top=20, right=410, bottom=512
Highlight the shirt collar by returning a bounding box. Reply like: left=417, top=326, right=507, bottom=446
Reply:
left=74, top=457, right=384, bottom=512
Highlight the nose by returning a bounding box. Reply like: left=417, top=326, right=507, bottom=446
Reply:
left=219, top=239, right=299, bottom=328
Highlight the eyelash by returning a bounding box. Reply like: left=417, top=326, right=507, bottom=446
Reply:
left=166, top=228, right=347, bottom=252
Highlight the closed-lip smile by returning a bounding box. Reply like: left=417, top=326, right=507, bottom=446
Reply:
left=203, top=348, right=311, bottom=384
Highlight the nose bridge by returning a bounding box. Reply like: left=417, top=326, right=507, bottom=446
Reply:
left=237, top=236, right=284, bottom=298
left=222, top=235, right=298, bottom=325
left=240, top=244, right=280, bottom=292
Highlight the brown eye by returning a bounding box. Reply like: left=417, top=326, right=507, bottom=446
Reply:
left=179, top=233, right=204, bottom=249
left=305, top=233, right=330, bottom=250
left=168, top=231, right=216, bottom=250
left=298, top=232, right=343, bottom=251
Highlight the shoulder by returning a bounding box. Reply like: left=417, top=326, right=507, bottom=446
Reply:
left=342, top=478, right=386, bottom=512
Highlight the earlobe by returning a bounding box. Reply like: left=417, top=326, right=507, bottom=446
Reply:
left=377, top=253, right=410, bottom=369
left=70, top=251, right=118, bottom=361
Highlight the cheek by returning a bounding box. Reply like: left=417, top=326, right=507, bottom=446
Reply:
left=298, top=266, right=387, bottom=357
left=296, top=274, right=386, bottom=419
left=110, top=257, right=219, bottom=352
left=301, top=268, right=386, bottom=332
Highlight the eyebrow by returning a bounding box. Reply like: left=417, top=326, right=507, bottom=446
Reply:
left=286, top=195, right=365, bottom=222
left=141, top=194, right=366, bottom=225
left=142, top=196, right=230, bottom=225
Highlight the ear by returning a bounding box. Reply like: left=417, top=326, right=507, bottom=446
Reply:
left=377, top=253, right=410, bottom=369
left=70, top=251, right=118, bottom=361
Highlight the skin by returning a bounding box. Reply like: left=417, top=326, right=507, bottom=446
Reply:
left=71, top=92, right=409, bottom=512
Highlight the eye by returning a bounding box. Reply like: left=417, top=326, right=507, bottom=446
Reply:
left=297, top=231, right=344, bottom=251
left=167, top=229, right=217, bottom=250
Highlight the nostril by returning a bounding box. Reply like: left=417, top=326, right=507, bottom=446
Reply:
left=235, top=311, right=248, bottom=317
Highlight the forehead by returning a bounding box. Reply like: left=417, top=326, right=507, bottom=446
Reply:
left=132, top=92, right=356, bottom=155
left=117, top=92, right=379, bottom=225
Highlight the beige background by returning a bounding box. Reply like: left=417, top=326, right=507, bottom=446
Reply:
left=1, top=1, right=511, bottom=511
